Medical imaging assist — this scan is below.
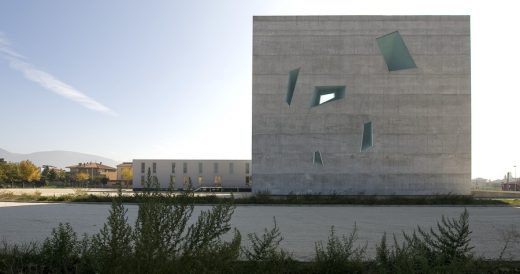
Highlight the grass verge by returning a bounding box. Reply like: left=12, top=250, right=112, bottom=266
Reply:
left=0, top=190, right=516, bottom=205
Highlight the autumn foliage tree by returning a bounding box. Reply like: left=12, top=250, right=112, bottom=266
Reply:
left=75, top=172, right=90, bottom=182
left=120, top=168, right=133, bottom=187
left=18, top=160, right=41, bottom=187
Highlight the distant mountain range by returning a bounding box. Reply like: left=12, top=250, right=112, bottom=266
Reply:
left=0, top=148, right=120, bottom=169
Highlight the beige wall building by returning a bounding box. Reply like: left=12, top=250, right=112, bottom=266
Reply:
left=67, top=162, right=117, bottom=181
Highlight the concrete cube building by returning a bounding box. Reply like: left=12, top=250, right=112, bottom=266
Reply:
left=252, top=16, right=471, bottom=195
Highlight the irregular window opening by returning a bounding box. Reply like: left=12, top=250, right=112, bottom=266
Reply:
left=376, top=31, right=417, bottom=71
left=310, top=86, right=346, bottom=107
left=286, top=68, right=300, bottom=106
left=361, top=121, right=373, bottom=151
left=313, top=151, right=323, bottom=166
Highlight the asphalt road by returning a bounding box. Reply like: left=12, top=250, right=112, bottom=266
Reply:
left=0, top=202, right=519, bottom=260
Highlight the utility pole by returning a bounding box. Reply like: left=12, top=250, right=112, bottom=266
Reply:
left=515, top=165, right=517, bottom=191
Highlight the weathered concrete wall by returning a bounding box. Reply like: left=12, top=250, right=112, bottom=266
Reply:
left=252, top=16, right=471, bottom=195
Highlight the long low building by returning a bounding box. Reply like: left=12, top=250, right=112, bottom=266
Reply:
left=132, top=159, right=251, bottom=190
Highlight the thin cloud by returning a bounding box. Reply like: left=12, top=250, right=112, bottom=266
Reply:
left=0, top=32, right=117, bottom=116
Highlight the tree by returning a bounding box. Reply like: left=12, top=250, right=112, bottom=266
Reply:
left=76, top=172, right=90, bottom=183
left=48, top=169, right=58, bottom=182
left=3, top=162, right=20, bottom=187
left=120, top=168, right=133, bottom=186
left=18, top=160, right=40, bottom=187
left=56, top=170, right=67, bottom=182
left=41, top=166, right=50, bottom=181
left=0, top=162, right=7, bottom=185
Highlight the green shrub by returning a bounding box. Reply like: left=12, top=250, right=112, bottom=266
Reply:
left=241, top=217, right=297, bottom=273
left=314, top=223, right=367, bottom=273
left=40, top=223, right=81, bottom=273
left=375, top=209, right=476, bottom=274
left=90, top=188, right=133, bottom=273
left=0, top=241, right=41, bottom=274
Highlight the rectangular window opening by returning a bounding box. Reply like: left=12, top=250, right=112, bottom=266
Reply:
left=183, top=163, right=187, bottom=174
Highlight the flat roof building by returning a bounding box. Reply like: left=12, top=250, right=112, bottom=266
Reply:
left=252, top=16, right=471, bottom=195
left=132, top=159, right=251, bottom=190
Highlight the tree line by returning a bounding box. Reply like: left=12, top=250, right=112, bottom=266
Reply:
left=0, top=160, right=41, bottom=188
left=0, top=160, right=111, bottom=188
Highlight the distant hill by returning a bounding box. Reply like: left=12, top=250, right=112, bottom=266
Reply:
left=0, top=148, right=119, bottom=169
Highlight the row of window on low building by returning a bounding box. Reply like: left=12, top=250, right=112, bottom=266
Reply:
left=141, top=162, right=250, bottom=175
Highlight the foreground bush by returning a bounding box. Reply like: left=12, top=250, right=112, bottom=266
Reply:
left=1, top=176, right=520, bottom=274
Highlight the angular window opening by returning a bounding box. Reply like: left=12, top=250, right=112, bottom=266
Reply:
left=245, top=163, right=250, bottom=174
left=319, top=93, right=335, bottom=104
left=376, top=31, right=417, bottom=71
left=198, top=176, right=203, bottom=186
left=214, top=163, right=219, bottom=174
left=152, top=162, right=156, bottom=173
left=361, top=121, right=373, bottom=151
left=313, top=151, right=323, bottom=166
left=229, top=162, right=234, bottom=174
left=171, top=163, right=176, bottom=174
left=310, top=86, right=346, bottom=107
left=183, top=163, right=187, bottom=174
left=286, top=68, right=300, bottom=106
left=141, top=162, right=145, bottom=173
left=245, top=176, right=251, bottom=186
left=198, top=162, right=203, bottom=174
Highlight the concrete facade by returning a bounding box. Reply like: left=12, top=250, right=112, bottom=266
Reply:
left=132, top=159, right=251, bottom=190
left=252, top=16, right=471, bottom=195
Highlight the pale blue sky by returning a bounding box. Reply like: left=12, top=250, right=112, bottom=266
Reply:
left=0, top=0, right=519, bottom=179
